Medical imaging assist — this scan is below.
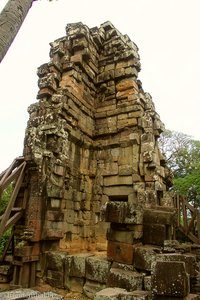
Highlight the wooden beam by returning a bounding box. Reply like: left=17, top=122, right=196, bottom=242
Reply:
left=0, top=162, right=26, bottom=238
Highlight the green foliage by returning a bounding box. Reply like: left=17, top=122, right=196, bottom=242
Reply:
left=0, top=228, right=11, bottom=255
left=173, top=171, right=200, bottom=206
left=159, top=130, right=200, bottom=206
left=0, top=185, right=12, bottom=255
left=0, top=184, right=12, bottom=215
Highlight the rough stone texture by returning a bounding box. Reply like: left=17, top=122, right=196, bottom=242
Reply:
left=153, top=295, right=200, bottom=300
left=152, top=261, right=190, bottom=297
left=154, top=253, right=197, bottom=278
left=107, top=268, right=143, bottom=292
left=83, top=279, right=107, bottom=299
left=143, top=209, right=177, bottom=246
left=20, top=20, right=173, bottom=257
left=45, top=251, right=67, bottom=271
left=0, top=264, right=13, bottom=282
left=65, top=276, right=85, bottom=293
left=107, top=240, right=135, bottom=265
left=65, top=253, right=93, bottom=278
left=134, top=245, right=161, bottom=271
left=94, top=288, right=149, bottom=300
left=85, top=256, right=112, bottom=283
left=44, top=251, right=68, bottom=288
left=46, top=269, right=64, bottom=288
left=10, top=20, right=185, bottom=296
left=143, top=276, right=151, bottom=292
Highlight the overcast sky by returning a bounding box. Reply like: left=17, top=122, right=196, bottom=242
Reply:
left=0, top=0, right=200, bottom=171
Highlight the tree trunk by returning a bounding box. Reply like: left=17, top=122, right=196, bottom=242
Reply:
left=0, top=0, right=34, bottom=63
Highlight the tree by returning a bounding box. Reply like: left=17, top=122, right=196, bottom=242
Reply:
left=0, top=0, right=53, bottom=63
left=159, top=130, right=200, bottom=206
left=0, top=0, right=35, bottom=63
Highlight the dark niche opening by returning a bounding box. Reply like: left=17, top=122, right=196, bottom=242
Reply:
left=109, top=195, right=128, bottom=202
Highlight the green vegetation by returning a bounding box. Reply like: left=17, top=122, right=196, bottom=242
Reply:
left=0, top=184, right=12, bottom=255
left=159, top=130, right=200, bottom=207
left=0, top=184, right=12, bottom=215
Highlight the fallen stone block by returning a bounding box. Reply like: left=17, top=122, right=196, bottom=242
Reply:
left=155, top=253, right=197, bottom=277
left=86, top=255, right=112, bottom=283
left=152, top=261, right=189, bottom=297
left=83, top=279, right=107, bottom=299
left=134, top=245, right=161, bottom=271
left=64, top=276, right=85, bottom=292
left=94, top=288, right=149, bottom=300
left=46, top=269, right=64, bottom=288
left=153, top=294, right=200, bottom=300
left=107, top=268, right=143, bottom=292
left=94, top=287, right=127, bottom=300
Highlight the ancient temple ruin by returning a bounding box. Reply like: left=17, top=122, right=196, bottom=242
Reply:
left=24, top=20, right=173, bottom=251
left=1, top=21, right=200, bottom=300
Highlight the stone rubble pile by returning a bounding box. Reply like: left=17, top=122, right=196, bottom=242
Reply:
left=43, top=242, right=200, bottom=299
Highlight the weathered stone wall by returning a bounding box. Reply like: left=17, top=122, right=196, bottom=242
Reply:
left=23, top=21, right=173, bottom=253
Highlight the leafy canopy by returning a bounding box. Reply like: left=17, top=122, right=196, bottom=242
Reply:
left=159, top=130, right=200, bottom=206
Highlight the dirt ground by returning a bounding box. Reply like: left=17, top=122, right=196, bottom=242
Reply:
left=35, top=283, right=89, bottom=300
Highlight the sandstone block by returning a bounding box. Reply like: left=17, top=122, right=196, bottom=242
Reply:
left=46, top=270, right=64, bottom=288
left=94, top=287, right=127, bottom=300
left=153, top=295, right=200, bottom=300
left=103, top=186, right=133, bottom=196
left=144, top=209, right=177, bottom=225
left=107, top=228, right=134, bottom=244
left=116, top=79, right=138, bottom=92
left=144, top=276, right=151, bottom=291
left=65, top=253, right=93, bottom=278
left=65, top=276, right=85, bottom=292
left=104, top=201, right=143, bottom=224
left=143, top=224, right=166, bottom=246
left=94, top=288, right=149, bottom=300
left=155, top=253, right=197, bottom=277
left=83, top=279, right=107, bottom=299
left=104, top=175, right=132, bottom=186
left=45, top=251, right=67, bottom=271
left=86, top=256, right=112, bottom=283
left=107, top=267, right=143, bottom=292
left=107, top=241, right=134, bottom=265
left=134, top=245, right=160, bottom=271
left=152, top=261, right=189, bottom=297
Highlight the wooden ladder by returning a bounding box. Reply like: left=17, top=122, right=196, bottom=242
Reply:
left=0, top=157, right=27, bottom=243
left=174, top=194, right=200, bottom=244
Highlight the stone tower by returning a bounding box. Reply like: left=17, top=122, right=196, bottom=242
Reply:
left=5, top=22, right=200, bottom=299
left=23, top=21, right=174, bottom=257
